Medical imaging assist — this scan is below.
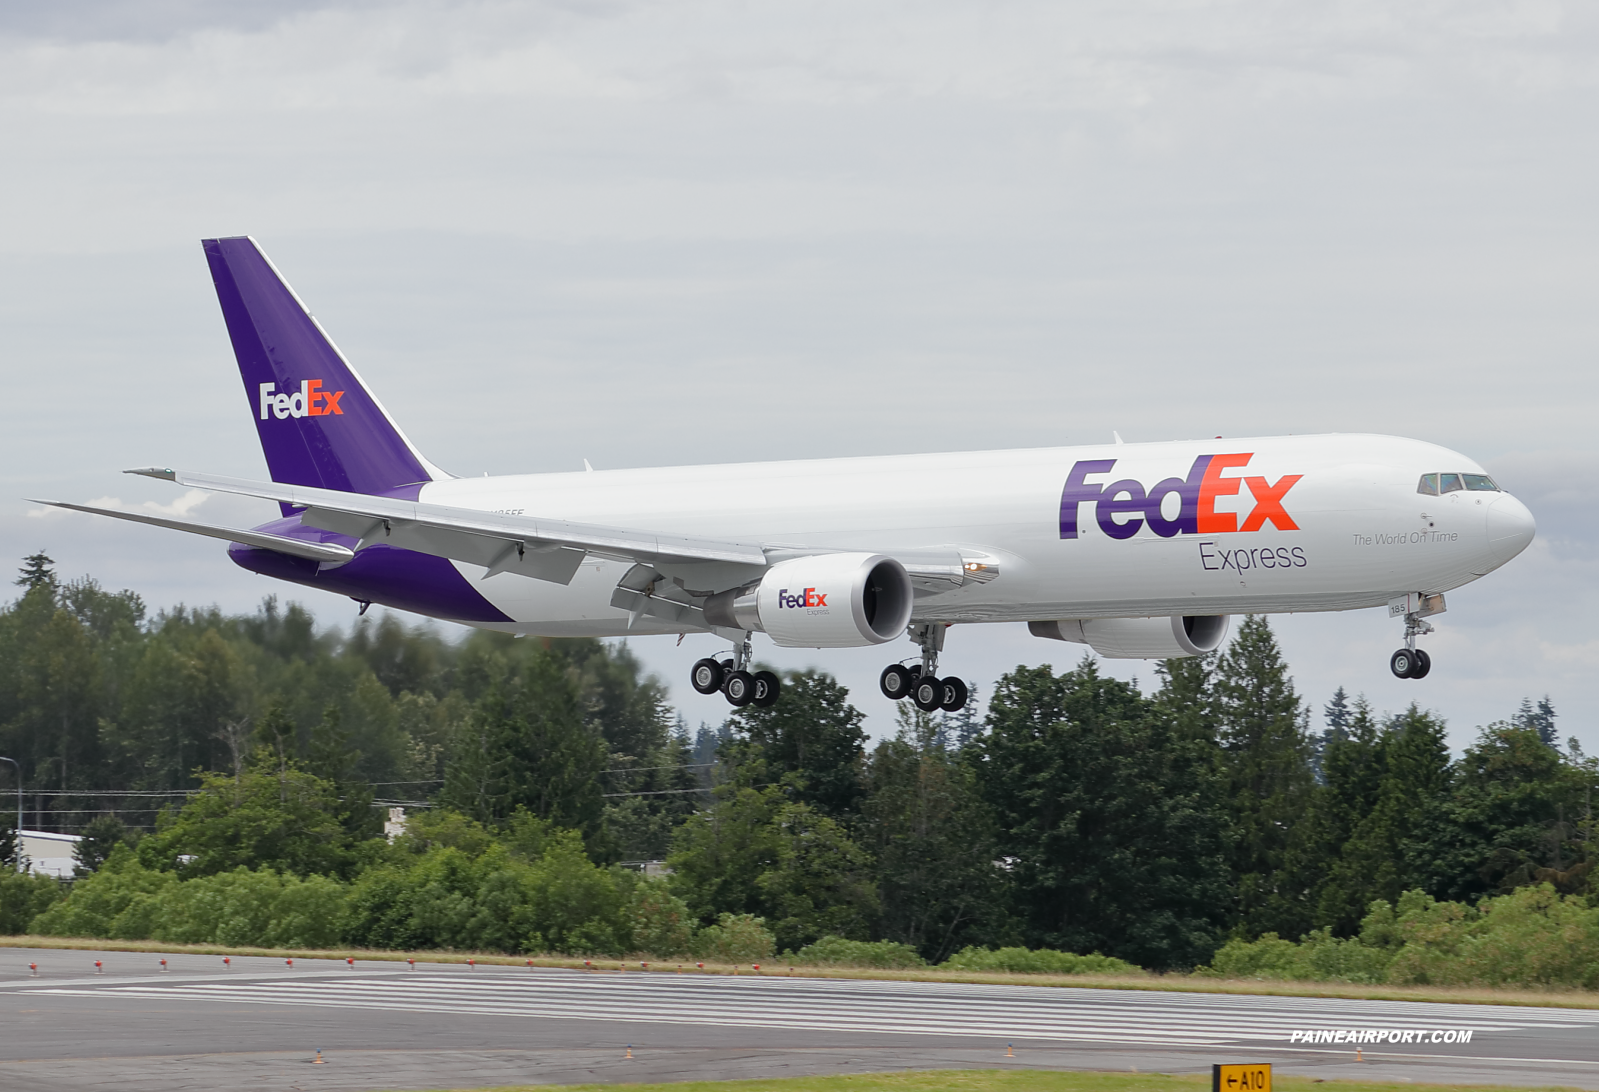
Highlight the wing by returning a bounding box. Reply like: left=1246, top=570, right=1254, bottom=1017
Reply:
left=29, top=499, right=356, bottom=564
left=124, top=468, right=769, bottom=587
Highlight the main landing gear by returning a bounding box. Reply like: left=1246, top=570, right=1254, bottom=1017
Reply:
left=879, top=623, right=970, bottom=712
left=690, top=633, right=780, bottom=708
left=1389, top=596, right=1438, bottom=680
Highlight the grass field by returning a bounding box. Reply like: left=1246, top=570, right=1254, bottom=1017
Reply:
left=5, top=936, right=1598, bottom=1011
left=425, top=1070, right=1586, bottom=1092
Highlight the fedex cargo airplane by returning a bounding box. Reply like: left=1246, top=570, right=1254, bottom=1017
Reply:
left=40, top=238, right=1537, bottom=712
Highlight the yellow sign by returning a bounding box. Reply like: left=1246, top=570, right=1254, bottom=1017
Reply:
left=1213, top=1064, right=1271, bottom=1092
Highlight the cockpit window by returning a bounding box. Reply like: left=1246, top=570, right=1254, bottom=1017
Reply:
left=1439, top=473, right=1465, bottom=493
left=1463, top=473, right=1499, bottom=492
left=1417, top=473, right=1439, bottom=496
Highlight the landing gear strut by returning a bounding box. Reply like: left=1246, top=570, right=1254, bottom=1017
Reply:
left=1389, top=596, right=1438, bottom=680
left=691, top=633, right=780, bottom=708
left=879, top=623, right=969, bottom=712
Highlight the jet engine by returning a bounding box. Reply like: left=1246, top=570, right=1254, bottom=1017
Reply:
left=1029, top=615, right=1230, bottom=659
left=704, top=553, right=914, bottom=648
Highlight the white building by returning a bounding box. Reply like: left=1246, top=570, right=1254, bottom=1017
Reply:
left=17, top=829, right=80, bottom=879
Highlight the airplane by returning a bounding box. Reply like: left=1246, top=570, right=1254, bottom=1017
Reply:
left=38, top=237, right=1538, bottom=712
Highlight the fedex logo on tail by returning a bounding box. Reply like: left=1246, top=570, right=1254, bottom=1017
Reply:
left=258, top=381, right=345, bottom=420
left=778, top=588, right=828, bottom=609
left=1060, top=454, right=1301, bottom=541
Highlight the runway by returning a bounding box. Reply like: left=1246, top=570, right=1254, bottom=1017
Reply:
left=4, top=947, right=1598, bottom=1092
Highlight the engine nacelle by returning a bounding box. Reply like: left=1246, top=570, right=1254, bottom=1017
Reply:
left=704, top=553, right=914, bottom=648
left=1029, top=615, right=1230, bottom=659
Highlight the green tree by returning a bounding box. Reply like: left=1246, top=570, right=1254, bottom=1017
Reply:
left=862, top=706, right=1002, bottom=961
left=726, top=669, right=867, bottom=821
left=73, top=814, right=136, bottom=876
left=667, top=784, right=785, bottom=924
left=1416, top=722, right=1589, bottom=900
left=15, top=552, right=57, bottom=593
left=138, top=763, right=355, bottom=878
left=977, top=657, right=1231, bottom=969
left=755, top=801, right=878, bottom=952
left=1212, top=615, right=1314, bottom=937
left=1313, top=704, right=1451, bottom=933
left=439, top=649, right=608, bottom=848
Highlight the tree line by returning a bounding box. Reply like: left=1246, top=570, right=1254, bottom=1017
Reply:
left=1, top=554, right=1594, bottom=976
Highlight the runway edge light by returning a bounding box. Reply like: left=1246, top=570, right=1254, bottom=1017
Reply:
left=1214, top=1063, right=1271, bottom=1092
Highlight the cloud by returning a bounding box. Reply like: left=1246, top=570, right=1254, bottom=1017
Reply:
left=27, top=488, right=210, bottom=520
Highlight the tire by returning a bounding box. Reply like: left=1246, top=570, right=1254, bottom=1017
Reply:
left=1390, top=649, right=1417, bottom=679
left=880, top=664, right=915, bottom=700
left=724, top=670, right=755, bottom=707
left=752, top=670, right=781, bottom=707
left=940, top=677, right=970, bottom=712
left=912, top=674, right=945, bottom=712
left=690, top=658, right=724, bottom=695
left=1411, top=649, right=1432, bottom=679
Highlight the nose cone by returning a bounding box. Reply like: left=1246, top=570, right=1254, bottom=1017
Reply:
left=1487, top=494, right=1536, bottom=563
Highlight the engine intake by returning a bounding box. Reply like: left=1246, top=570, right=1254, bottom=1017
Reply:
left=1029, top=615, right=1230, bottom=659
left=704, top=553, right=914, bottom=647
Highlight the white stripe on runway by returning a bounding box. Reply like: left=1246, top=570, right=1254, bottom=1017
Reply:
left=33, top=970, right=1599, bottom=1048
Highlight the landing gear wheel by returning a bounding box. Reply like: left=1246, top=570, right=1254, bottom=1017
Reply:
left=912, top=674, right=946, bottom=712
left=1410, top=649, right=1432, bottom=679
left=880, top=664, right=916, bottom=700
left=1390, top=648, right=1419, bottom=679
left=939, top=677, right=969, bottom=713
left=752, top=670, right=781, bottom=707
left=690, top=658, right=725, bottom=695
left=724, top=670, right=755, bottom=707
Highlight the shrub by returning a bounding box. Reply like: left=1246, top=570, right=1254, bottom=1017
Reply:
left=631, top=880, right=696, bottom=957
left=31, top=845, right=177, bottom=938
left=1384, top=885, right=1599, bottom=990
left=151, top=868, right=346, bottom=948
left=1202, top=886, right=1599, bottom=990
left=342, top=831, right=631, bottom=955
left=791, top=936, right=927, bottom=968
left=1206, top=928, right=1390, bottom=984
left=0, top=868, right=64, bottom=934
left=941, top=945, right=1142, bottom=975
left=695, top=913, right=776, bottom=963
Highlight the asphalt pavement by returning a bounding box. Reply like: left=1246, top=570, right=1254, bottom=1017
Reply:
left=3, top=947, right=1598, bottom=1092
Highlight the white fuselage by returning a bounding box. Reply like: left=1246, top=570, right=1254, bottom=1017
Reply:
left=414, top=433, right=1535, bottom=638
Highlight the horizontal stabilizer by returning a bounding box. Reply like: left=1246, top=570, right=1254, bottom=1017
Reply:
left=33, top=500, right=355, bottom=564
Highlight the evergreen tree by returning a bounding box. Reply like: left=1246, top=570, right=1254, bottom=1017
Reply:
left=863, top=706, right=1003, bottom=961
left=1415, top=721, right=1589, bottom=900
left=1211, top=615, right=1314, bottom=937
left=1312, top=686, right=1354, bottom=783
left=978, top=657, right=1231, bottom=969
left=1513, top=696, right=1560, bottom=749
left=727, top=669, right=867, bottom=822
left=72, top=814, right=135, bottom=875
left=1313, top=703, right=1450, bottom=933
left=438, top=649, right=608, bottom=849
left=15, top=552, right=56, bottom=593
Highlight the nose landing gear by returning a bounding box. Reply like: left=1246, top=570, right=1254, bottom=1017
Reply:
left=1389, top=593, right=1443, bottom=680
left=879, top=623, right=970, bottom=712
left=690, top=633, right=781, bottom=707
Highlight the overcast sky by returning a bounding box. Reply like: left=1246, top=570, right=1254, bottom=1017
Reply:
left=4, top=0, right=1596, bottom=748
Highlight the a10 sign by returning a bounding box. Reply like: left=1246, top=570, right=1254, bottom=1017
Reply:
left=1213, top=1064, right=1271, bottom=1092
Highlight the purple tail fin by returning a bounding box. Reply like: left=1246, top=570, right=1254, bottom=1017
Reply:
left=203, top=237, right=441, bottom=497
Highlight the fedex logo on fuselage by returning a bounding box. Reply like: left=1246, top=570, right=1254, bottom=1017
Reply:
left=778, top=588, right=828, bottom=609
left=1060, top=453, right=1301, bottom=541
left=258, top=381, right=345, bottom=420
